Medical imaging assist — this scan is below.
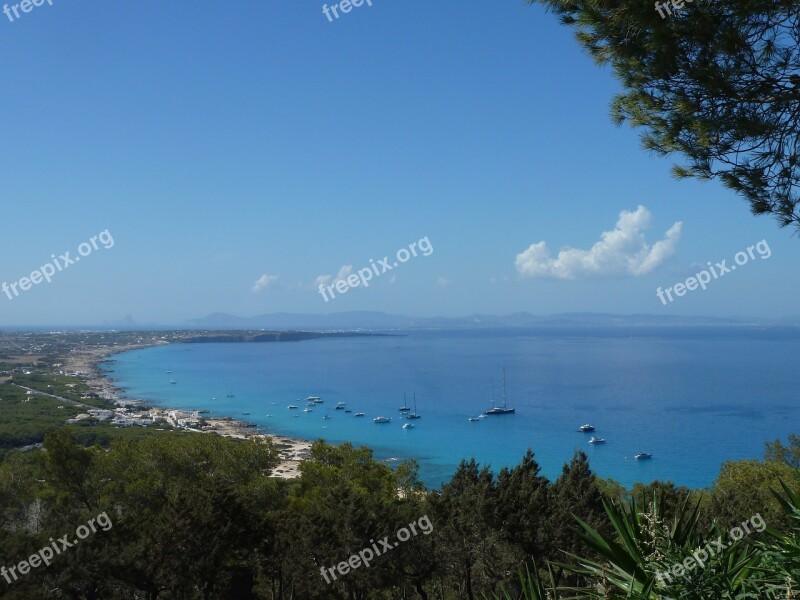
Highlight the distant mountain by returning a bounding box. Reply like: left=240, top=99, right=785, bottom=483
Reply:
left=186, top=311, right=795, bottom=331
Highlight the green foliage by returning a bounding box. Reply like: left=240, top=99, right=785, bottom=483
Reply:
left=529, top=0, right=800, bottom=231
left=2, top=426, right=800, bottom=598
left=765, top=434, right=800, bottom=469
left=0, top=383, right=83, bottom=458
left=707, top=459, right=800, bottom=532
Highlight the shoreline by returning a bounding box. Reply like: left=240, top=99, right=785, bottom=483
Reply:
left=71, top=341, right=314, bottom=480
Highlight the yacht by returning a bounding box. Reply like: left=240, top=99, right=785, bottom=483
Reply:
left=402, top=423, right=414, bottom=429
left=578, top=424, right=595, bottom=432
left=170, top=380, right=177, bottom=384
left=303, top=408, right=313, bottom=413
left=335, top=402, right=346, bottom=410
left=588, top=437, right=605, bottom=444
left=399, top=393, right=411, bottom=413
left=373, top=416, right=391, bottom=424
left=307, top=396, right=323, bottom=404
left=468, top=416, right=481, bottom=422
left=287, top=404, right=298, bottom=410
left=635, top=452, right=653, bottom=460
left=344, top=409, right=352, bottom=413
left=483, top=370, right=516, bottom=415
left=406, top=393, right=422, bottom=420
left=354, top=412, right=365, bottom=417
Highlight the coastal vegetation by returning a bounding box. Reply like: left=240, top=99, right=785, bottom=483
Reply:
left=0, top=428, right=798, bottom=598
left=1, top=331, right=798, bottom=597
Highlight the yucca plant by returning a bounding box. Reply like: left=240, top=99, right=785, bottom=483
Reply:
left=745, top=479, right=800, bottom=597
left=554, top=491, right=765, bottom=599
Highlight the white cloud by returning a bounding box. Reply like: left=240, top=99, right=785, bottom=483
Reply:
left=252, top=274, right=278, bottom=293
left=515, top=206, right=682, bottom=280
left=315, top=265, right=353, bottom=289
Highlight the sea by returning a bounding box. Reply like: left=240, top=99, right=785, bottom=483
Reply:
left=101, top=327, right=800, bottom=490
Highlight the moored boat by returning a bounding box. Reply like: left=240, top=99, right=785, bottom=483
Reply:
left=483, top=369, right=516, bottom=415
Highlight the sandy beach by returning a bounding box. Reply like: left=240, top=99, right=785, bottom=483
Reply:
left=66, top=341, right=314, bottom=480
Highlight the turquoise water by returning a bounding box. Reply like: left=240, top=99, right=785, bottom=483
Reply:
left=102, top=328, right=800, bottom=490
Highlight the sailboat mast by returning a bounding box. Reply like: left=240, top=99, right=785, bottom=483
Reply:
left=491, top=377, right=496, bottom=408
left=502, top=368, right=508, bottom=409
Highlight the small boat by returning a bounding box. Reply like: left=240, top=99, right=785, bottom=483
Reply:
left=335, top=402, right=346, bottom=410
left=635, top=452, right=653, bottom=460
left=406, top=393, right=421, bottom=420
left=166, top=370, right=172, bottom=374
left=170, top=380, right=177, bottom=384
left=323, top=415, right=331, bottom=420
left=399, top=393, right=411, bottom=413
left=226, top=393, right=235, bottom=398
left=402, top=423, right=414, bottom=429
left=242, top=412, right=251, bottom=415
left=578, top=424, right=595, bottom=432
left=373, top=416, right=391, bottom=424
left=483, top=370, right=516, bottom=415
left=355, top=412, right=365, bottom=417
left=588, top=437, right=605, bottom=444
left=468, top=416, right=481, bottom=422
left=303, top=408, right=313, bottom=413
left=287, top=405, right=298, bottom=409
left=307, top=396, right=323, bottom=404
left=211, top=397, right=216, bottom=400
left=344, top=409, right=352, bottom=413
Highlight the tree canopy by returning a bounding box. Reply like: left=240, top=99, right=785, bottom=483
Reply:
left=532, top=0, right=800, bottom=231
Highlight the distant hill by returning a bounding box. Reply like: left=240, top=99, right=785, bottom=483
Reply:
left=185, top=311, right=797, bottom=331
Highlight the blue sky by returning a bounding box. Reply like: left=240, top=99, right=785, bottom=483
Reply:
left=0, top=0, right=796, bottom=326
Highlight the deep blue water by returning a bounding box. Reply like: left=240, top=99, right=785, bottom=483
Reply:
left=102, top=327, right=800, bottom=490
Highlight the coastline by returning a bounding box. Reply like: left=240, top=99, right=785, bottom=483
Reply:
left=73, top=341, right=314, bottom=480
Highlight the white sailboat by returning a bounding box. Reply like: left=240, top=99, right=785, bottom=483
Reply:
left=406, top=393, right=421, bottom=420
